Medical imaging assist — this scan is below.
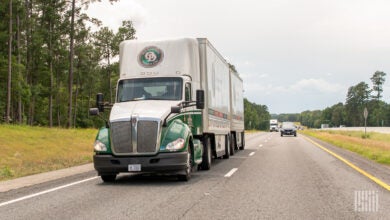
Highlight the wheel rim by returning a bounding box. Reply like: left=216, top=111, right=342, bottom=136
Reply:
left=186, top=148, right=191, bottom=175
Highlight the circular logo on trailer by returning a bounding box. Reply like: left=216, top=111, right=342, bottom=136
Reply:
left=138, top=46, right=164, bottom=68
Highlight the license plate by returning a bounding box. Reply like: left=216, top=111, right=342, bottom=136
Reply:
left=128, top=164, right=141, bottom=172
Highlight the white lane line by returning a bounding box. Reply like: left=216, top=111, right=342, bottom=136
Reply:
left=249, top=152, right=255, bottom=157
left=0, top=176, right=99, bottom=207
left=224, top=168, right=238, bottom=178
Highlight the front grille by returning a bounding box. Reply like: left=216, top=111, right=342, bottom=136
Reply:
left=111, top=121, right=133, bottom=153
left=137, top=121, right=158, bottom=153
left=110, top=120, right=159, bottom=155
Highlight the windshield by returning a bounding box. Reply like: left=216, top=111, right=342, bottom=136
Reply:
left=117, top=77, right=183, bottom=102
left=282, top=122, right=295, bottom=129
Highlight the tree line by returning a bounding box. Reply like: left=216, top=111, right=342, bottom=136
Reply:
left=1, top=0, right=135, bottom=128
left=275, top=71, right=389, bottom=128
left=244, top=98, right=270, bottom=130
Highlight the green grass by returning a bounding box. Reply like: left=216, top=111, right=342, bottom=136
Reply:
left=301, top=130, right=390, bottom=165
left=0, top=125, right=97, bottom=181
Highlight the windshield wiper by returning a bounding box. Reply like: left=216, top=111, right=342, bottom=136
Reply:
left=132, top=96, right=146, bottom=101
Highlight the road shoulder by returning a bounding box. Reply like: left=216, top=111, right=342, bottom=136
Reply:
left=0, top=163, right=94, bottom=193
left=302, top=134, right=390, bottom=190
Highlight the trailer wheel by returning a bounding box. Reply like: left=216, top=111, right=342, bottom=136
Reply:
left=230, top=134, right=235, bottom=156
left=239, top=132, right=245, bottom=150
left=101, top=174, right=116, bottom=182
left=199, top=136, right=211, bottom=170
left=178, top=145, right=192, bottom=181
left=223, top=135, right=230, bottom=159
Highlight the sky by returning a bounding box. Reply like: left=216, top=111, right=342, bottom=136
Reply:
left=85, top=0, right=390, bottom=114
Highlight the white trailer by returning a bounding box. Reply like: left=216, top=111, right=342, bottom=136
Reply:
left=229, top=68, right=245, bottom=153
left=198, top=38, right=231, bottom=158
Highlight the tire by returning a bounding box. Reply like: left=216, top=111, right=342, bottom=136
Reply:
left=101, top=174, right=116, bottom=182
left=234, top=133, right=239, bottom=151
left=239, top=132, right=245, bottom=150
left=199, top=136, right=212, bottom=170
left=178, top=145, right=192, bottom=181
left=223, top=135, right=230, bottom=159
left=229, top=134, right=235, bottom=156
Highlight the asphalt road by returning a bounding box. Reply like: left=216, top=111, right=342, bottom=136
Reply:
left=1, top=132, right=389, bottom=219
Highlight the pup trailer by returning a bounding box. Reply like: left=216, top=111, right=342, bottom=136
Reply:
left=90, top=38, right=244, bottom=182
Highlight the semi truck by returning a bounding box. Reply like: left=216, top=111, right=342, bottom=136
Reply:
left=269, top=119, right=278, bottom=132
left=90, top=38, right=245, bottom=182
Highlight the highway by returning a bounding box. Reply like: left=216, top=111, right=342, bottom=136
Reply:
left=1, top=132, right=389, bottom=219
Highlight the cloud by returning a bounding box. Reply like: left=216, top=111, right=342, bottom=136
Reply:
left=243, top=78, right=347, bottom=113
left=290, top=78, right=345, bottom=93
left=84, top=0, right=149, bottom=32
left=243, top=77, right=345, bottom=94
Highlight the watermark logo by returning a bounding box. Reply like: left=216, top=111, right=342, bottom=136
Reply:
left=354, top=190, right=378, bottom=212
left=138, top=46, right=164, bottom=68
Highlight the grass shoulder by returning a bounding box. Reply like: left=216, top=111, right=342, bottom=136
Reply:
left=300, top=129, right=390, bottom=165
left=0, top=125, right=96, bottom=181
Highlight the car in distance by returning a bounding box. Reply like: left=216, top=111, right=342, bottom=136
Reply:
left=280, top=122, right=297, bottom=137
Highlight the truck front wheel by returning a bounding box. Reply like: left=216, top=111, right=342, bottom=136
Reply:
left=178, top=145, right=192, bottom=181
left=101, top=174, right=116, bottom=182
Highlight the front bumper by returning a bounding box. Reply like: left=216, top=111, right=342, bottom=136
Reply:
left=94, top=152, right=188, bottom=175
left=281, top=130, right=296, bottom=135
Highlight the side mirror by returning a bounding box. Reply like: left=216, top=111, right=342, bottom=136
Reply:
left=171, top=106, right=181, bottom=114
left=96, top=93, right=104, bottom=112
left=196, top=90, right=205, bottom=109
left=89, top=108, right=99, bottom=116
left=163, top=106, right=182, bottom=127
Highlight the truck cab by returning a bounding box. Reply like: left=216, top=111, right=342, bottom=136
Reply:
left=92, top=75, right=203, bottom=182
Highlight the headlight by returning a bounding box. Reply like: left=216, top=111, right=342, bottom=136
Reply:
left=94, top=140, right=107, bottom=152
left=166, top=138, right=185, bottom=151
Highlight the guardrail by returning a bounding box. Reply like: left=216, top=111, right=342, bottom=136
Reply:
left=321, top=127, right=390, bottom=134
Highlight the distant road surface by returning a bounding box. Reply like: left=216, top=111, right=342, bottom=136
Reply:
left=1, top=132, right=389, bottom=219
